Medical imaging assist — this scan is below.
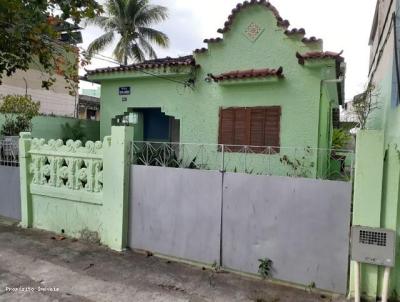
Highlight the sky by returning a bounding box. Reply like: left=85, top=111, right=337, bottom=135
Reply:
left=79, top=0, right=377, bottom=101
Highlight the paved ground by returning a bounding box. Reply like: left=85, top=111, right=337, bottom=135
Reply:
left=0, top=218, right=348, bottom=302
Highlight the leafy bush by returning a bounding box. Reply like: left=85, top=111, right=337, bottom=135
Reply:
left=61, top=120, right=86, bottom=142
left=0, top=95, right=40, bottom=136
left=332, top=128, right=351, bottom=150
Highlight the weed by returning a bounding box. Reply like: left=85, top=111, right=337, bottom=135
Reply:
left=258, top=258, right=273, bottom=279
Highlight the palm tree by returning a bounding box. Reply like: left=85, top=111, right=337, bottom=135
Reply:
left=86, top=0, right=169, bottom=65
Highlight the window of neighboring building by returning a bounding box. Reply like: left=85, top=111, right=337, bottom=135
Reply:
left=218, top=106, right=281, bottom=151
left=86, top=109, right=97, bottom=120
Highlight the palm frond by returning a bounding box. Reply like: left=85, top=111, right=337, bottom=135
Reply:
left=130, top=43, right=146, bottom=62
left=107, top=0, right=127, bottom=20
left=138, top=27, right=169, bottom=48
left=87, top=31, right=115, bottom=57
left=134, top=5, right=168, bottom=27
left=84, top=16, right=118, bottom=31
left=138, top=36, right=157, bottom=59
left=113, top=37, right=129, bottom=64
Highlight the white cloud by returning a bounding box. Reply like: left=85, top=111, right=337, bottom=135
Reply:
left=80, top=0, right=377, bottom=99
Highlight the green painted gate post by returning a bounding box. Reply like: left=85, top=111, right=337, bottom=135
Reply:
left=102, top=126, right=133, bottom=251
left=350, top=130, right=385, bottom=298
left=19, top=132, right=33, bottom=228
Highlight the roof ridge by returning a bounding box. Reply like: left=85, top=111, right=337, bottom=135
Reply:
left=209, top=66, right=284, bottom=82
left=86, top=55, right=196, bottom=75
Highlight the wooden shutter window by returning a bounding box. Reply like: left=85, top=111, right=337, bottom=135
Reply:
left=219, top=106, right=281, bottom=152
left=264, top=106, right=281, bottom=149
left=219, top=108, right=235, bottom=145
left=250, top=108, right=266, bottom=146
left=233, top=108, right=248, bottom=146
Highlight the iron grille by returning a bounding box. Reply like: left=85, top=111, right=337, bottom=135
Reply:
left=359, top=230, right=387, bottom=247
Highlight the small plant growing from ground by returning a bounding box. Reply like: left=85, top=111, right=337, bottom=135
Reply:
left=305, top=281, right=316, bottom=293
left=258, top=258, right=273, bottom=279
left=211, top=260, right=221, bottom=272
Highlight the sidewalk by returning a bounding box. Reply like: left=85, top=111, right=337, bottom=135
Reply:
left=0, top=218, right=347, bottom=302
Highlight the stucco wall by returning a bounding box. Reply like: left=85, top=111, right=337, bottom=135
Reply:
left=352, top=0, right=400, bottom=299
left=19, top=127, right=133, bottom=251
left=92, top=5, right=337, bottom=154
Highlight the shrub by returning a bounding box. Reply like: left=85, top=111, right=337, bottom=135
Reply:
left=332, top=128, right=351, bottom=150
left=61, top=120, right=86, bottom=142
left=0, top=95, right=40, bottom=136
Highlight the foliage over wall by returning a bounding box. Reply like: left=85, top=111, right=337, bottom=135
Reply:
left=0, top=95, right=40, bottom=136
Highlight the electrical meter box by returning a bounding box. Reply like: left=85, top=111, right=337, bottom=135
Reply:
left=351, top=226, right=396, bottom=267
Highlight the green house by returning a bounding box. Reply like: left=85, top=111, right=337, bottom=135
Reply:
left=87, top=1, right=346, bottom=177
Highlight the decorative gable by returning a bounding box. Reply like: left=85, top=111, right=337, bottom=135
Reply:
left=243, top=22, right=264, bottom=42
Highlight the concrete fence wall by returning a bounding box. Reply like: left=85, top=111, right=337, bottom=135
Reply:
left=0, top=166, right=21, bottom=220
left=0, top=114, right=100, bottom=142
left=128, top=165, right=352, bottom=294
left=19, top=126, right=132, bottom=251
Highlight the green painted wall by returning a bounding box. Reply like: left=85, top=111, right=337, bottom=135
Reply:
left=0, top=115, right=100, bottom=141
left=350, top=11, right=400, bottom=297
left=19, top=126, right=133, bottom=251
left=350, top=130, right=385, bottom=298
left=89, top=4, right=340, bottom=176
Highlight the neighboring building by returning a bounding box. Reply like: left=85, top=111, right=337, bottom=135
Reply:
left=0, top=22, right=82, bottom=117
left=87, top=1, right=345, bottom=177
left=350, top=0, right=400, bottom=299
left=364, top=0, right=400, bottom=138
left=341, top=100, right=358, bottom=123
left=78, top=88, right=100, bottom=120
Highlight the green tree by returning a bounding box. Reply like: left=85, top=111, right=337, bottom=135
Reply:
left=0, top=95, right=40, bottom=136
left=0, top=0, right=103, bottom=92
left=86, top=0, right=169, bottom=65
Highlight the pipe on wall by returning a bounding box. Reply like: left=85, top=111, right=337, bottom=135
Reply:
left=354, top=261, right=361, bottom=302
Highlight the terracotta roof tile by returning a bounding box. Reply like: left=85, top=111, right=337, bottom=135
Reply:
left=86, top=56, right=197, bottom=75
left=194, top=48, right=208, bottom=54
left=217, top=0, right=290, bottom=34
left=296, top=51, right=344, bottom=65
left=204, top=37, right=223, bottom=43
left=210, top=67, right=284, bottom=82
left=301, top=36, right=323, bottom=44
left=284, top=28, right=306, bottom=36
left=215, top=1, right=321, bottom=46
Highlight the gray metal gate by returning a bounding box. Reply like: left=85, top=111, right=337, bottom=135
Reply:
left=128, top=165, right=352, bottom=294
left=0, top=139, right=21, bottom=220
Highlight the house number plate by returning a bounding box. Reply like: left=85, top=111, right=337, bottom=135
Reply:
left=119, top=87, right=131, bottom=95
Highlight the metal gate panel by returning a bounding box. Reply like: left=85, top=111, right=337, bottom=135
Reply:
left=222, top=172, right=352, bottom=294
left=129, top=165, right=222, bottom=264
